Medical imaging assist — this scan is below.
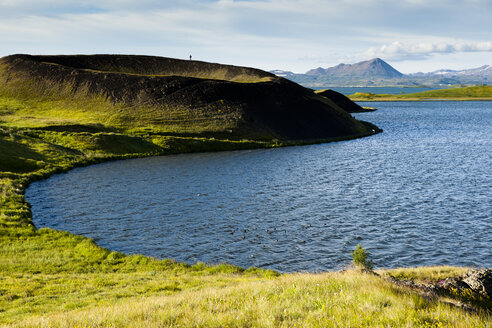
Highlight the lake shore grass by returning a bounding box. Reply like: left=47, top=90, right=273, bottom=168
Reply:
left=11, top=268, right=491, bottom=328
left=348, top=85, right=492, bottom=101
left=0, top=93, right=490, bottom=326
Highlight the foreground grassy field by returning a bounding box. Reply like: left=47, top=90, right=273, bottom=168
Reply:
left=10, top=268, right=489, bottom=328
left=348, top=85, right=492, bottom=101
left=0, top=85, right=490, bottom=325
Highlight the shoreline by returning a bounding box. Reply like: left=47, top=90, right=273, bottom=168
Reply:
left=351, top=97, right=492, bottom=102
left=348, top=85, right=492, bottom=102
left=3, top=124, right=382, bottom=236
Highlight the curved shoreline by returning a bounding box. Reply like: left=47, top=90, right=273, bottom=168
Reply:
left=11, top=124, right=382, bottom=232
left=3, top=126, right=492, bottom=325
left=24, top=123, right=380, bottom=272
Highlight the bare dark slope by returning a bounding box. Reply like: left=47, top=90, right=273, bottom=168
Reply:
left=0, top=54, right=378, bottom=140
left=316, top=89, right=375, bottom=113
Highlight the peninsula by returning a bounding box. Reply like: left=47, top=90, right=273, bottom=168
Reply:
left=0, top=54, right=378, bottom=141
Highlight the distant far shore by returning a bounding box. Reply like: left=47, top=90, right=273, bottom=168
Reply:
left=348, top=85, right=492, bottom=101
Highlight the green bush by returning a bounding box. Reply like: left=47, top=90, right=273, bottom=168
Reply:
left=351, top=244, right=373, bottom=270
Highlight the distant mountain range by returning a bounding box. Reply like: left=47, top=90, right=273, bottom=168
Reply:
left=271, top=58, right=492, bottom=87
left=410, top=65, right=492, bottom=78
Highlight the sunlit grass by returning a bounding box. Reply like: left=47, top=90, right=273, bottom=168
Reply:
left=10, top=270, right=491, bottom=328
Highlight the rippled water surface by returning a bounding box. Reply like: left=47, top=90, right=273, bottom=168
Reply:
left=316, top=86, right=440, bottom=95
left=26, top=101, right=492, bottom=272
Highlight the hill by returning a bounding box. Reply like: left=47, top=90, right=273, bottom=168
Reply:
left=286, top=58, right=406, bottom=87
left=0, top=54, right=377, bottom=141
left=307, top=58, right=403, bottom=78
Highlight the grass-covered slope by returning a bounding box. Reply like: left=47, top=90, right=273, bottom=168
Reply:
left=349, top=85, right=492, bottom=101
left=0, top=54, right=377, bottom=140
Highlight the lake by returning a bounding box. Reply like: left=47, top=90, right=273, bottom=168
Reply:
left=26, top=101, right=492, bottom=272
left=316, top=86, right=440, bottom=95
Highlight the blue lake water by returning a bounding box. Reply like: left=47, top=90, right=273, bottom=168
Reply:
left=315, top=86, right=441, bottom=95
left=26, top=101, right=492, bottom=272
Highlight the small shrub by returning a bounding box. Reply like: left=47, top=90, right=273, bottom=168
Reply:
left=351, top=244, right=373, bottom=270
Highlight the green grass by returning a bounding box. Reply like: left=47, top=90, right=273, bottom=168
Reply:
left=0, top=227, right=278, bottom=323
left=0, top=74, right=238, bottom=137
left=348, top=85, right=492, bottom=101
left=9, top=270, right=491, bottom=328
left=0, top=92, right=490, bottom=326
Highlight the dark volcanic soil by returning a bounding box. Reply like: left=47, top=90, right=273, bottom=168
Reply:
left=316, top=89, right=373, bottom=113
left=0, top=54, right=378, bottom=140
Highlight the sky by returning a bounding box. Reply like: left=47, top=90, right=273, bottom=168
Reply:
left=1, top=0, right=491, bottom=74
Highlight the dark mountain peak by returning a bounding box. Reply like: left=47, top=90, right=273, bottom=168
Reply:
left=307, top=58, right=403, bottom=78
left=357, top=58, right=403, bottom=77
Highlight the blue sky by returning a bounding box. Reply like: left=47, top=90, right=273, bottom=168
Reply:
left=1, top=0, right=491, bottom=73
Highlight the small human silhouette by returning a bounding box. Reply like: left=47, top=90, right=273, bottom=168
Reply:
left=189, top=55, right=192, bottom=60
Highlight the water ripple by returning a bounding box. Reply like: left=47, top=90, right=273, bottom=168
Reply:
left=26, top=101, right=492, bottom=272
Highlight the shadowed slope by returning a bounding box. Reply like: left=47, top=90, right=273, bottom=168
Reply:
left=315, top=89, right=376, bottom=113
left=0, top=54, right=377, bottom=140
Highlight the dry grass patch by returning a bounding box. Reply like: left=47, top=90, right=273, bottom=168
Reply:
left=380, top=266, right=470, bottom=283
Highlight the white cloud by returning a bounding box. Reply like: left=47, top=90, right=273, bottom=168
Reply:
left=364, top=41, right=492, bottom=61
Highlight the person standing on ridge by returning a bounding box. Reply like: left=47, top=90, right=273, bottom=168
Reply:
left=189, top=55, right=192, bottom=60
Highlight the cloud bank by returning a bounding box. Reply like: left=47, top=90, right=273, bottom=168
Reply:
left=364, top=41, right=492, bottom=61
left=0, top=0, right=491, bottom=72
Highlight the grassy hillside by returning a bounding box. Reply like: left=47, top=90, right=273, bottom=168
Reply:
left=348, top=85, right=492, bottom=101
left=0, top=54, right=379, bottom=140
left=0, top=55, right=490, bottom=326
